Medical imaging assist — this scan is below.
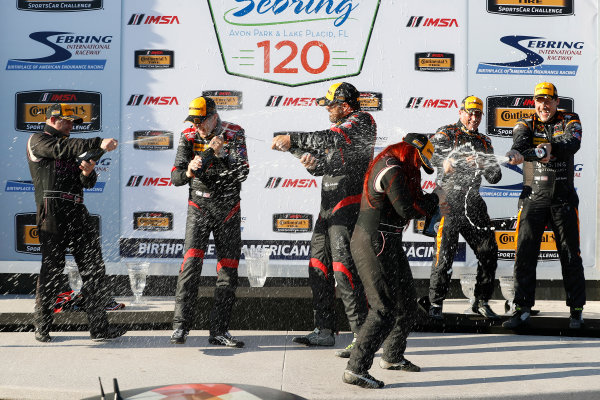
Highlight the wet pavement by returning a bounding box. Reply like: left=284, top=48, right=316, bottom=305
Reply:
left=1, top=298, right=600, bottom=399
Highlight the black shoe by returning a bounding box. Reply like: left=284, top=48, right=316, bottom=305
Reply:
left=379, top=357, right=421, bottom=372
left=90, top=326, right=127, bottom=342
left=335, top=334, right=357, bottom=358
left=35, top=330, right=52, bottom=343
left=170, top=328, right=189, bottom=344
left=342, top=370, right=384, bottom=389
left=473, top=300, right=500, bottom=320
left=292, top=328, right=335, bottom=346
left=209, top=331, right=244, bottom=348
left=502, top=306, right=531, bottom=329
left=429, top=304, right=444, bottom=321
left=569, top=307, right=584, bottom=329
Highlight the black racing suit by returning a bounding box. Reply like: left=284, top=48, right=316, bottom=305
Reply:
left=347, top=155, right=439, bottom=374
left=27, top=125, right=110, bottom=335
left=288, top=110, right=376, bottom=334
left=428, top=121, right=502, bottom=306
left=171, top=118, right=249, bottom=335
left=511, top=111, right=585, bottom=309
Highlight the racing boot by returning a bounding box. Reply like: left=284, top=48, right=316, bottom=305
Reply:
left=209, top=331, right=245, bottom=348
left=342, top=370, right=384, bottom=389
left=472, top=300, right=500, bottom=320
left=569, top=307, right=584, bottom=329
left=292, top=328, right=335, bottom=346
left=502, top=305, right=531, bottom=329
left=335, top=333, right=357, bottom=358
left=379, top=357, right=421, bottom=372
left=429, top=303, right=444, bottom=321
left=170, top=328, right=189, bottom=344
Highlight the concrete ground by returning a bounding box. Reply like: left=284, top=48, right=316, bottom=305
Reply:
left=1, top=298, right=600, bottom=399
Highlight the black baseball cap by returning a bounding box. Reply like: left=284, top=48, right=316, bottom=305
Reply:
left=184, top=96, right=217, bottom=123
left=46, top=103, right=84, bottom=124
left=403, top=133, right=435, bottom=174
left=316, top=82, right=360, bottom=107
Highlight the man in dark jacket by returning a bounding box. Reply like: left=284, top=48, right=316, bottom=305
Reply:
left=426, top=96, right=502, bottom=321
left=503, top=82, right=585, bottom=329
left=27, top=103, right=124, bottom=342
left=170, top=96, right=249, bottom=346
left=272, top=82, right=376, bottom=356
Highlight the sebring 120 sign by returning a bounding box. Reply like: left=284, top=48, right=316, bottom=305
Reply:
left=207, top=0, right=381, bottom=87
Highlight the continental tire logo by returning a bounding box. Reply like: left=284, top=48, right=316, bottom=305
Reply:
left=134, top=50, right=174, bottom=69
left=133, top=131, right=174, bottom=150
left=487, top=0, right=573, bottom=16
left=415, top=52, right=455, bottom=72
left=202, top=90, right=243, bottom=110
left=491, top=218, right=558, bottom=261
left=15, top=90, right=101, bottom=133
left=358, top=92, right=383, bottom=111
left=15, top=213, right=100, bottom=254
left=273, top=213, right=313, bottom=233
left=486, top=95, right=574, bottom=137
left=133, top=212, right=173, bottom=231
left=17, top=0, right=103, bottom=11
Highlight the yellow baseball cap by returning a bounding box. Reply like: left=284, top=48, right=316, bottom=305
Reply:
left=534, top=82, right=557, bottom=99
left=461, top=96, right=483, bottom=113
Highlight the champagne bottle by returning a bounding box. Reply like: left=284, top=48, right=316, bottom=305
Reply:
left=521, top=147, right=547, bottom=161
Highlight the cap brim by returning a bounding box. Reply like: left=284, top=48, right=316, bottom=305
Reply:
left=420, top=155, right=434, bottom=174
left=316, top=96, right=334, bottom=106
left=534, top=94, right=554, bottom=99
left=184, top=115, right=209, bottom=123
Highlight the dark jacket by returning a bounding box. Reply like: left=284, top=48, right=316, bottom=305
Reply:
left=511, top=111, right=581, bottom=203
left=26, top=125, right=102, bottom=232
left=171, top=118, right=249, bottom=202
left=430, top=120, right=501, bottom=193
left=289, top=110, right=376, bottom=215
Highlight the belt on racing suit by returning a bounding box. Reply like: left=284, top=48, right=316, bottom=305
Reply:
left=43, top=191, right=84, bottom=204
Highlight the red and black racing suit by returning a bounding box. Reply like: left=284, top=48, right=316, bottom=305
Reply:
left=511, top=111, right=585, bottom=309
left=428, top=121, right=502, bottom=306
left=171, top=118, right=249, bottom=335
left=27, top=125, right=111, bottom=336
left=288, top=110, right=376, bottom=334
left=347, top=155, right=438, bottom=374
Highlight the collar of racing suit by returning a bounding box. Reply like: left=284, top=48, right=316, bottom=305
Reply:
left=43, top=124, right=68, bottom=139
left=456, top=120, right=479, bottom=136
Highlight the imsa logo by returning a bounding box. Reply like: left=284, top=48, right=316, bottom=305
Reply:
left=415, top=52, right=455, bottom=72
left=273, top=213, right=313, bottom=233
left=127, top=95, right=179, bottom=106
left=202, top=90, right=243, bottom=110
left=134, top=50, right=174, bottom=69
left=133, top=131, right=174, bottom=150
left=133, top=212, right=173, bottom=231
left=486, top=0, right=573, bottom=16
left=406, top=97, right=458, bottom=109
left=406, top=16, right=459, bottom=27
left=127, top=14, right=180, bottom=25
left=15, top=90, right=101, bottom=133
left=491, top=218, right=558, bottom=261
left=486, top=95, right=574, bottom=137
left=265, top=177, right=318, bottom=189
left=17, top=0, right=103, bottom=12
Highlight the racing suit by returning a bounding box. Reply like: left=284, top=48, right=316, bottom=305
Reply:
left=288, top=110, right=376, bottom=334
left=347, top=154, right=439, bottom=374
left=428, top=121, right=502, bottom=306
left=27, top=125, right=110, bottom=336
left=171, top=118, right=249, bottom=335
left=511, top=111, right=585, bottom=309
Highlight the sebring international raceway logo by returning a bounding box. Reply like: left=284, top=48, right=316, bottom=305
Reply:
left=206, top=0, right=380, bottom=86
left=477, top=35, right=583, bottom=76
left=6, top=31, right=112, bottom=71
